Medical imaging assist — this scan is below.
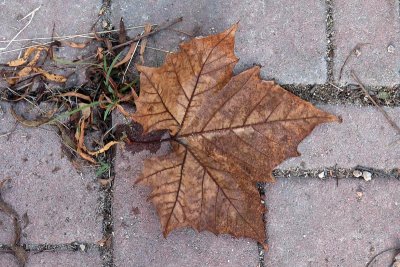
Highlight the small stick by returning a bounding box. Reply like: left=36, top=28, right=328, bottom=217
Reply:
left=338, top=43, right=370, bottom=81
left=351, top=71, right=400, bottom=135
left=0, top=25, right=157, bottom=55
left=112, top=17, right=182, bottom=51
left=365, top=247, right=400, bottom=267
left=122, top=40, right=140, bottom=83
left=0, top=25, right=156, bottom=43
left=0, top=6, right=41, bottom=51
left=328, top=82, right=344, bottom=92
left=79, top=17, right=183, bottom=62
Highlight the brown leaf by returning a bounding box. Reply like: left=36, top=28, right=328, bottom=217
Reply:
left=119, top=17, right=127, bottom=44
left=132, top=24, right=339, bottom=245
left=114, top=42, right=138, bottom=68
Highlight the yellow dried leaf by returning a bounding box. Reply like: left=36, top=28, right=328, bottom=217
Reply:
left=7, top=46, right=48, bottom=67
left=32, top=67, right=67, bottom=83
left=88, top=141, right=120, bottom=156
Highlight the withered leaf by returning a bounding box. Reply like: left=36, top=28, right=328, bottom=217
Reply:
left=132, top=24, right=339, bottom=245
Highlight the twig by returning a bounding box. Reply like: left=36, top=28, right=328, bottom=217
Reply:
left=113, top=17, right=182, bottom=51
left=0, top=6, right=41, bottom=51
left=122, top=40, right=140, bottom=83
left=140, top=45, right=173, bottom=54
left=79, top=17, right=183, bottom=62
left=0, top=25, right=156, bottom=55
left=328, top=82, right=344, bottom=92
left=351, top=71, right=400, bottom=136
left=0, top=25, right=155, bottom=43
left=168, top=28, right=194, bottom=37
left=366, top=247, right=400, bottom=267
left=338, top=43, right=370, bottom=81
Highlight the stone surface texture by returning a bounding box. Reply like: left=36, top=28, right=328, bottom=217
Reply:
left=264, top=177, right=400, bottom=266
left=278, top=105, right=400, bottom=170
left=0, top=102, right=102, bottom=244
left=0, top=0, right=399, bottom=266
left=112, top=0, right=328, bottom=84
left=0, top=0, right=101, bottom=63
left=333, top=0, right=400, bottom=86
left=0, top=251, right=101, bottom=267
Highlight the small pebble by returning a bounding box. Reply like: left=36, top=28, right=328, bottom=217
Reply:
left=387, top=44, right=395, bottom=54
left=318, top=171, right=325, bottom=179
left=354, top=48, right=361, bottom=57
left=353, top=170, right=362, bottom=178
left=79, top=244, right=86, bottom=251
left=362, top=171, right=372, bottom=181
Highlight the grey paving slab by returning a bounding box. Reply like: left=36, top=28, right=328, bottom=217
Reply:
left=333, top=0, right=400, bottom=86
left=278, top=105, right=400, bottom=170
left=0, top=0, right=101, bottom=63
left=113, top=146, right=259, bottom=267
left=0, top=101, right=102, bottom=244
left=264, top=176, right=400, bottom=267
left=0, top=250, right=101, bottom=267
left=112, top=0, right=327, bottom=84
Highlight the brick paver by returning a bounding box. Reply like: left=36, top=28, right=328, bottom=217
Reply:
left=1, top=0, right=399, bottom=266
left=0, top=0, right=101, bottom=63
left=333, top=0, right=400, bottom=86
left=0, top=250, right=101, bottom=267
left=278, top=105, right=400, bottom=170
left=112, top=0, right=327, bottom=84
left=0, top=102, right=102, bottom=244
left=264, top=176, right=400, bottom=266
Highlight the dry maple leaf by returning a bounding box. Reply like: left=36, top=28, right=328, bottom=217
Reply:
left=132, top=24, right=340, bottom=246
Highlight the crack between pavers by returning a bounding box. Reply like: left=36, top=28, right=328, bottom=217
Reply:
left=325, top=0, right=335, bottom=83
left=272, top=167, right=399, bottom=180
left=97, top=1, right=115, bottom=267
left=0, top=242, right=100, bottom=253
left=281, top=83, right=400, bottom=107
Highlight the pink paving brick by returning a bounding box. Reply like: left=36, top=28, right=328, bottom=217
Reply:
left=113, top=147, right=259, bottom=267
left=0, top=0, right=101, bottom=63
left=0, top=102, right=102, bottom=244
left=333, top=0, right=400, bottom=86
left=0, top=250, right=101, bottom=267
left=264, top=176, right=400, bottom=266
left=112, top=0, right=327, bottom=84
left=278, top=105, right=400, bottom=170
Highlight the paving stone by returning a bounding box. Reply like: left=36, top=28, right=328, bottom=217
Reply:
left=0, top=250, right=101, bottom=267
left=113, top=147, right=259, bottom=267
left=112, top=0, right=327, bottom=84
left=264, top=176, right=400, bottom=266
left=0, top=0, right=101, bottom=63
left=333, top=0, right=400, bottom=86
left=278, top=105, right=400, bottom=170
left=0, top=101, right=102, bottom=244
